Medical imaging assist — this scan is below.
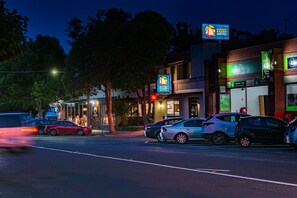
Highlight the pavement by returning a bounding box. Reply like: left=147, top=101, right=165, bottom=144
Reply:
left=91, top=129, right=145, bottom=137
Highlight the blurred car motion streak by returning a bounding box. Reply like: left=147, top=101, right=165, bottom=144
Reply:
left=0, top=112, right=37, bottom=149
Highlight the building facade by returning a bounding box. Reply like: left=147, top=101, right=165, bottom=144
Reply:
left=59, top=38, right=297, bottom=127
left=216, top=38, right=297, bottom=121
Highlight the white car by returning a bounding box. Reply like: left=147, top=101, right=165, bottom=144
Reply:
left=159, top=118, right=204, bottom=144
left=202, top=112, right=250, bottom=145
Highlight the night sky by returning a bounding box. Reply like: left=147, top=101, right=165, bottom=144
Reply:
left=6, top=0, right=297, bottom=53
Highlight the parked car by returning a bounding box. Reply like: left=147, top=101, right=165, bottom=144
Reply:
left=202, top=112, right=250, bottom=145
left=159, top=118, right=204, bottom=144
left=25, top=119, right=57, bottom=135
left=144, top=118, right=183, bottom=142
left=284, top=117, right=297, bottom=149
left=45, top=121, right=92, bottom=136
left=0, top=112, right=37, bottom=149
left=235, top=116, right=287, bottom=147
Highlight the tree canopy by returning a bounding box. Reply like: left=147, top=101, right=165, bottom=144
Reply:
left=0, top=0, right=28, bottom=61
left=0, top=35, right=66, bottom=115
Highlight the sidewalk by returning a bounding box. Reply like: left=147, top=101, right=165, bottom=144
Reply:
left=91, top=129, right=144, bottom=137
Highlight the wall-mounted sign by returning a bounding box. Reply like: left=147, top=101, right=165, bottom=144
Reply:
left=284, top=55, right=297, bottom=70
left=202, top=23, right=229, bottom=40
left=288, top=57, right=297, bottom=69
left=220, top=94, right=230, bottom=112
left=261, top=51, right=271, bottom=79
left=227, top=61, right=261, bottom=77
left=157, top=74, right=171, bottom=94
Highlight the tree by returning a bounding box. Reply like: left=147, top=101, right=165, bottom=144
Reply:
left=0, top=35, right=66, bottom=115
left=114, top=10, right=173, bottom=126
left=112, top=96, right=135, bottom=127
left=251, top=28, right=293, bottom=45
left=0, top=0, right=28, bottom=61
left=170, top=21, right=200, bottom=52
left=65, top=8, right=131, bottom=134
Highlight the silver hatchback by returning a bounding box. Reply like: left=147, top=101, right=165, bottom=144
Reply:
left=202, top=112, right=250, bottom=145
left=284, top=118, right=297, bottom=149
left=159, top=118, right=204, bottom=144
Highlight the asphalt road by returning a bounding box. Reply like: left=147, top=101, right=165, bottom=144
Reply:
left=1, top=134, right=297, bottom=198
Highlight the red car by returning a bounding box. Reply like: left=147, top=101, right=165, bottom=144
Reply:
left=45, top=121, right=92, bottom=136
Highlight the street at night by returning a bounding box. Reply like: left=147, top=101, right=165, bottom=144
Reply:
left=1, top=134, right=297, bottom=198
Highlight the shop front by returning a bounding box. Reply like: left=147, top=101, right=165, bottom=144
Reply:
left=284, top=53, right=297, bottom=121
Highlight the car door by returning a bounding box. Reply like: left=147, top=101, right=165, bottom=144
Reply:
left=219, top=115, right=238, bottom=138
left=248, top=117, right=267, bottom=142
left=64, top=121, right=77, bottom=134
left=183, top=119, right=203, bottom=139
left=265, top=118, right=284, bottom=143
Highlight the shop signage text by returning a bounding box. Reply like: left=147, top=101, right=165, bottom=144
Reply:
left=157, top=74, right=171, bottom=94
left=202, top=23, right=229, bottom=40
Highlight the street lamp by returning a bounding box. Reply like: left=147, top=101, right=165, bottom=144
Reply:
left=0, top=68, right=62, bottom=75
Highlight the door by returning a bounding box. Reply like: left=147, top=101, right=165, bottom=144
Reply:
left=189, top=98, right=200, bottom=118
left=219, top=115, right=241, bottom=138
left=265, top=118, right=284, bottom=143
left=183, top=119, right=203, bottom=139
left=64, top=121, right=77, bottom=134
left=247, top=117, right=267, bottom=142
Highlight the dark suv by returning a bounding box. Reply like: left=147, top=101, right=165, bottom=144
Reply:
left=235, top=116, right=287, bottom=147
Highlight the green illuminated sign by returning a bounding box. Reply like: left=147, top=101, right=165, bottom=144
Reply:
left=227, top=61, right=261, bottom=77
left=261, top=51, right=271, bottom=79
left=220, top=94, right=230, bottom=112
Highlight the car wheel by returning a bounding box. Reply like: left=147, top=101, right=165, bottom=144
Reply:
left=175, top=133, right=188, bottom=144
left=77, top=129, right=84, bottom=136
left=49, top=129, right=57, bottom=136
left=157, top=133, right=167, bottom=143
left=239, top=136, right=251, bottom=147
left=212, top=132, right=226, bottom=145
left=38, top=128, right=44, bottom=135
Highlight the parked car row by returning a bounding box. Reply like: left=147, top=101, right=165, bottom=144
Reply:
left=24, top=119, right=92, bottom=136
left=144, top=112, right=297, bottom=149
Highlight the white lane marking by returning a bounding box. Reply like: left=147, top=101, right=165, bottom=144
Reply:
left=196, top=168, right=230, bottom=172
left=30, top=145, right=297, bottom=187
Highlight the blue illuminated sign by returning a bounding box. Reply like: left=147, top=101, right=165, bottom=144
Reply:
left=157, top=74, right=170, bottom=93
left=202, top=23, right=229, bottom=40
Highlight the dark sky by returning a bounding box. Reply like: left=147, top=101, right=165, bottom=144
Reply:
left=6, top=0, right=297, bottom=53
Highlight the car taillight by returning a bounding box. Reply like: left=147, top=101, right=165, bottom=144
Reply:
left=236, top=124, right=242, bottom=131
left=161, top=127, right=167, bottom=132
left=21, top=127, right=38, bottom=134
left=203, top=122, right=214, bottom=126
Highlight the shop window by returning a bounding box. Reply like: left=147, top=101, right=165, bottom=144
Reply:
left=167, top=100, right=180, bottom=117
left=286, top=84, right=297, bottom=111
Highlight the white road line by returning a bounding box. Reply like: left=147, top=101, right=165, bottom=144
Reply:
left=196, top=168, right=230, bottom=172
left=30, top=145, right=297, bottom=187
